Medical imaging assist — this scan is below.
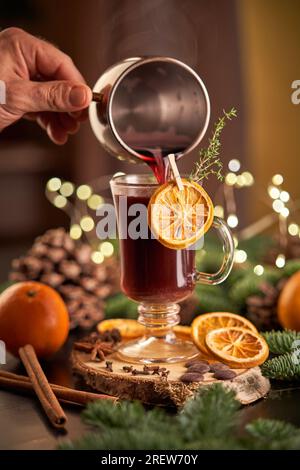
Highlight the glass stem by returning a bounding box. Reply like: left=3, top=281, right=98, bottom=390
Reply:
left=138, top=303, right=180, bottom=340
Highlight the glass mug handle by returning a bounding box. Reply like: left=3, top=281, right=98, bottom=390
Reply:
left=194, top=216, right=235, bottom=285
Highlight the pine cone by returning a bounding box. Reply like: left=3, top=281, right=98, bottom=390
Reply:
left=9, top=228, right=120, bottom=330
left=246, top=278, right=288, bottom=331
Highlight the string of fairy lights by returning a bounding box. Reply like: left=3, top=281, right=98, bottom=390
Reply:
left=46, top=176, right=115, bottom=265
left=213, top=159, right=300, bottom=275
left=46, top=165, right=299, bottom=271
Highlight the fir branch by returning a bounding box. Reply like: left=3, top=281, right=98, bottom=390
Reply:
left=82, top=399, right=172, bottom=433
left=59, top=384, right=300, bottom=450
left=261, top=353, right=300, bottom=380
left=83, top=400, right=145, bottom=429
left=60, top=428, right=181, bottom=451
left=262, top=329, right=300, bottom=355
left=246, top=418, right=297, bottom=441
left=177, top=384, right=239, bottom=441
left=104, top=293, right=138, bottom=319
left=190, top=108, right=237, bottom=183
left=195, top=284, right=238, bottom=314
left=229, top=269, right=282, bottom=307
left=245, top=419, right=300, bottom=450
left=283, top=259, right=300, bottom=278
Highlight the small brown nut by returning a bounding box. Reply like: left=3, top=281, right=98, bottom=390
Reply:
left=209, top=362, right=230, bottom=372
left=188, top=363, right=210, bottom=374
left=180, top=372, right=204, bottom=383
left=213, top=369, right=237, bottom=380
left=185, top=359, right=209, bottom=367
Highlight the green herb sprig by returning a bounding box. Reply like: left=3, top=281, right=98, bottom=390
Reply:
left=190, top=107, right=237, bottom=183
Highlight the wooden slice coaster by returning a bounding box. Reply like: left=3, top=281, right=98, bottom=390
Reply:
left=72, top=347, right=270, bottom=407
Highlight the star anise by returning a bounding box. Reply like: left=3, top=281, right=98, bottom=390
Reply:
left=90, top=341, right=115, bottom=362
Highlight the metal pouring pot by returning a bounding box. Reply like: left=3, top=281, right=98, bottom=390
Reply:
left=89, top=56, right=210, bottom=164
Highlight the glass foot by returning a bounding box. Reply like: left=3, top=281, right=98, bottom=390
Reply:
left=117, top=335, right=199, bottom=364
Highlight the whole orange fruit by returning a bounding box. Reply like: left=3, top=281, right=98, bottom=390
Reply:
left=278, top=271, right=300, bottom=330
left=0, top=281, right=69, bottom=358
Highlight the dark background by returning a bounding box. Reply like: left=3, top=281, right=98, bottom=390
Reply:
left=0, top=0, right=299, bottom=281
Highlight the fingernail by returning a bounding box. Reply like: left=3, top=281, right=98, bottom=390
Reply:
left=69, top=86, right=87, bottom=108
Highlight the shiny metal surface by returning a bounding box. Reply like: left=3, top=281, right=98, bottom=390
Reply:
left=89, top=57, right=210, bottom=164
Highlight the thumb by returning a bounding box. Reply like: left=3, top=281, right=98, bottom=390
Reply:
left=9, top=79, right=92, bottom=114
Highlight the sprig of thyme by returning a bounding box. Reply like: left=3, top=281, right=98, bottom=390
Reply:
left=190, top=107, right=237, bottom=183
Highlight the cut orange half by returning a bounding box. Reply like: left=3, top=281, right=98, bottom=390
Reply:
left=148, top=178, right=214, bottom=250
left=205, top=327, right=269, bottom=368
left=97, top=319, right=145, bottom=339
left=191, top=312, right=258, bottom=355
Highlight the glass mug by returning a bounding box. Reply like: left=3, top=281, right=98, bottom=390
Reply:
left=110, top=174, right=234, bottom=364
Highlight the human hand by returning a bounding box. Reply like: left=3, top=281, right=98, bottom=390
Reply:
left=0, top=27, right=92, bottom=144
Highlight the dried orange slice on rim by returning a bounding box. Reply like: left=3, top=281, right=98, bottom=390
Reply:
left=148, top=178, right=214, bottom=250
left=97, top=319, right=145, bottom=339
left=191, top=312, right=258, bottom=355
left=205, top=327, right=269, bottom=368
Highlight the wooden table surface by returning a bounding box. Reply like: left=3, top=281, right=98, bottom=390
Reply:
left=1, top=334, right=300, bottom=450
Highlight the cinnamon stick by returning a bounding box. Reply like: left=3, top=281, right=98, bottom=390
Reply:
left=19, top=344, right=67, bottom=429
left=0, top=370, right=117, bottom=406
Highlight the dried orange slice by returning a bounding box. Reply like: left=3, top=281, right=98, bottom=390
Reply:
left=97, top=319, right=145, bottom=339
left=173, top=325, right=191, bottom=340
left=205, top=327, right=269, bottom=368
left=191, top=312, right=258, bottom=355
left=148, top=178, right=214, bottom=250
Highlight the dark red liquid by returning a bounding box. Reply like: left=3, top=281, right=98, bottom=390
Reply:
left=116, top=194, right=196, bottom=303
left=131, top=146, right=185, bottom=184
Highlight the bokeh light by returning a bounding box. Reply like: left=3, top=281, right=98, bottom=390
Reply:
left=254, top=265, right=264, bottom=276
left=272, top=199, right=284, bottom=213
left=280, top=207, right=290, bottom=218
left=275, top=254, right=286, bottom=268
left=272, top=174, right=284, bottom=186
left=280, top=191, right=290, bottom=203
left=227, top=214, right=239, bottom=228
left=53, top=195, right=67, bottom=208
left=214, top=205, right=224, bottom=218
left=234, top=249, right=247, bottom=263
left=242, top=172, right=254, bottom=186
left=228, top=159, right=241, bottom=173
left=268, top=186, right=280, bottom=199
left=288, top=223, right=299, bottom=236
left=100, top=241, right=114, bottom=257
left=225, top=173, right=237, bottom=186
left=60, top=182, right=74, bottom=197
left=91, top=251, right=104, bottom=264
left=47, top=177, right=61, bottom=192
left=80, top=216, right=95, bottom=232
left=77, top=185, right=92, bottom=200
left=70, top=224, right=82, bottom=240
left=87, top=194, right=104, bottom=210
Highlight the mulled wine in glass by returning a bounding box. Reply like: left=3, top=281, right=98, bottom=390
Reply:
left=110, top=174, right=234, bottom=364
